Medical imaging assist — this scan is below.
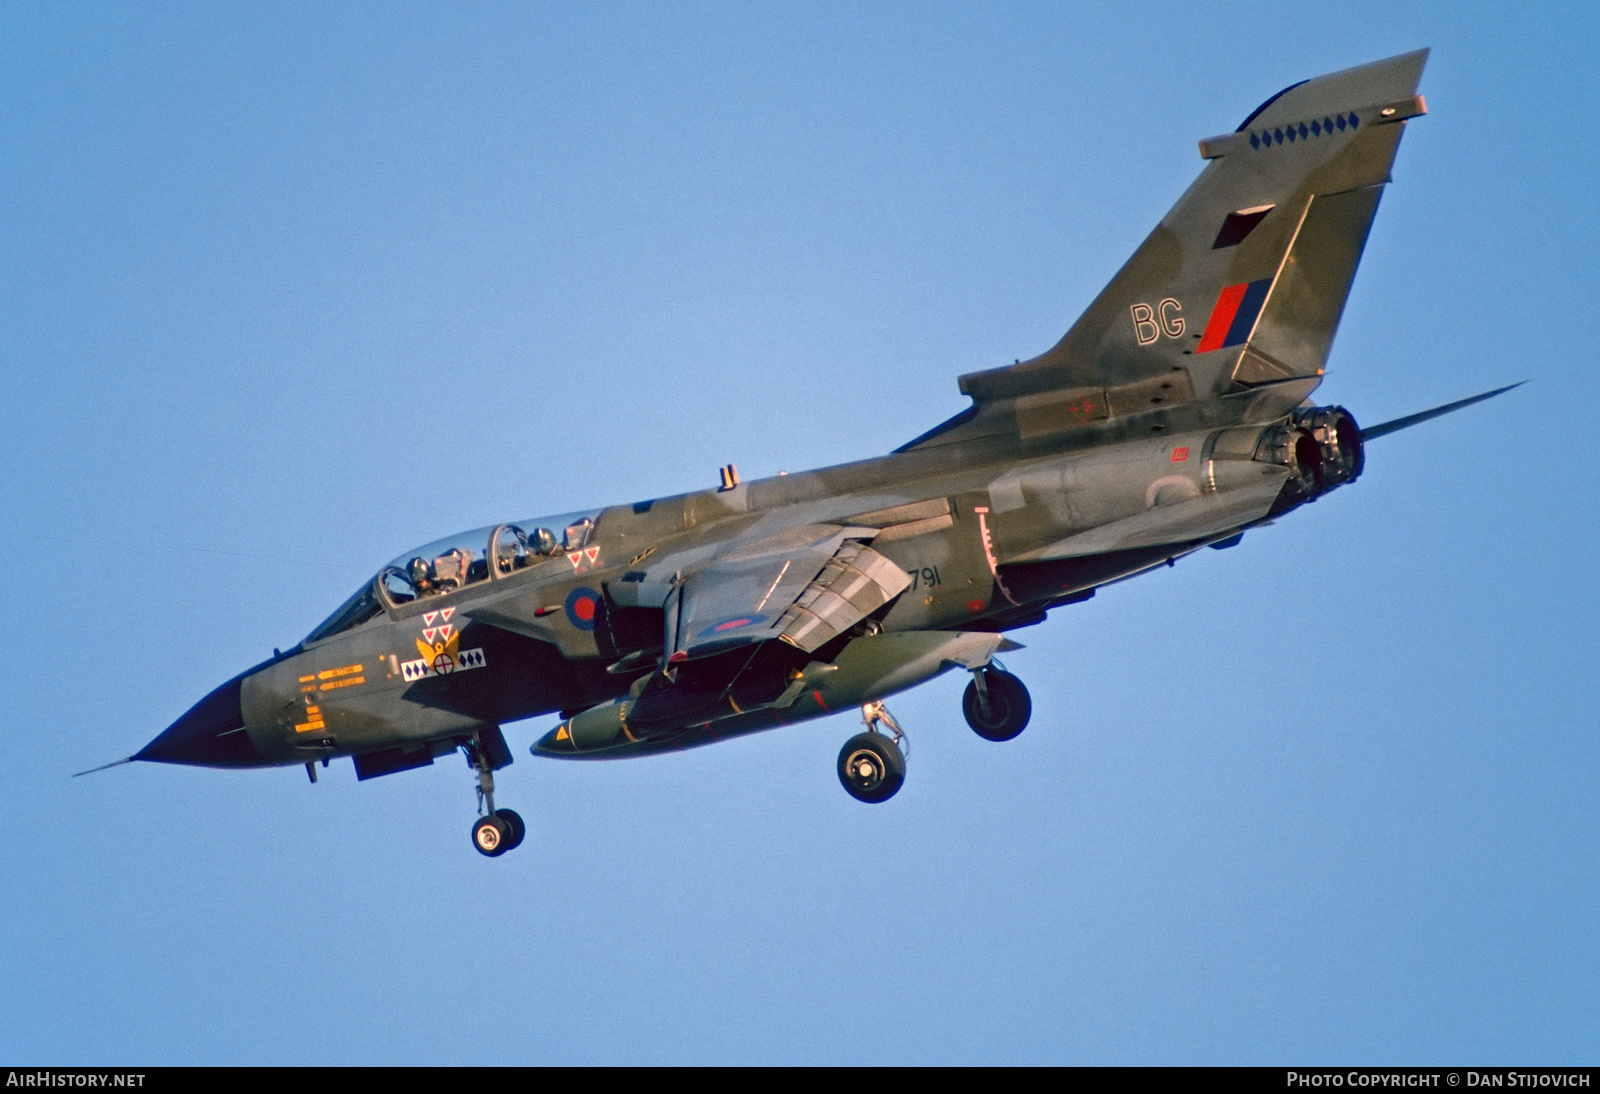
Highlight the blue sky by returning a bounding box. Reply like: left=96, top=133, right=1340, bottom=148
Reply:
left=2, top=1, right=1596, bottom=1064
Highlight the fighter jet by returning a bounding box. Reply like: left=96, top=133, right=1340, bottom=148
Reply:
left=91, top=49, right=1517, bottom=856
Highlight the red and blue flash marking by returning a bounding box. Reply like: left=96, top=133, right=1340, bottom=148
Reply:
left=1196, top=278, right=1273, bottom=353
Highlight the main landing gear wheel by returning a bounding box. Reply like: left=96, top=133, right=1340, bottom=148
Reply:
left=838, top=704, right=907, bottom=804
left=838, top=733, right=905, bottom=803
left=963, top=667, right=1032, bottom=742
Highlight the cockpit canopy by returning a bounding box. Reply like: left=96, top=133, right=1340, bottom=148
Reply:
left=304, top=512, right=598, bottom=644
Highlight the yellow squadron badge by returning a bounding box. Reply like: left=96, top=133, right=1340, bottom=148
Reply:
left=417, top=630, right=462, bottom=675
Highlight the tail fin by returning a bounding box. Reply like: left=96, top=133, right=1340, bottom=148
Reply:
left=914, top=50, right=1429, bottom=449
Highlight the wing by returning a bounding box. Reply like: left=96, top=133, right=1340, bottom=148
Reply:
left=602, top=525, right=913, bottom=732
left=664, top=526, right=912, bottom=661
left=902, top=50, right=1429, bottom=452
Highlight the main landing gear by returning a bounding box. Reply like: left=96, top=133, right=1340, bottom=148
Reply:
left=962, top=663, right=1031, bottom=742
left=465, top=730, right=524, bottom=858
left=834, top=664, right=1033, bottom=804
left=837, top=701, right=907, bottom=804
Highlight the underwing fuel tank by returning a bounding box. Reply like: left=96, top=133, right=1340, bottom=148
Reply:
left=538, top=630, right=1017, bottom=756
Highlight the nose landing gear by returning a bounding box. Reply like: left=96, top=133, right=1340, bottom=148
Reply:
left=472, top=812, right=523, bottom=856
left=837, top=701, right=907, bottom=803
left=465, top=728, right=525, bottom=858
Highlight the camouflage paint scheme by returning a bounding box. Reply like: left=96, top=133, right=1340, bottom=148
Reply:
left=117, top=50, right=1514, bottom=852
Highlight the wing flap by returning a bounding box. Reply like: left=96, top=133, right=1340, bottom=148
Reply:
left=668, top=525, right=909, bottom=660
left=774, top=541, right=912, bottom=652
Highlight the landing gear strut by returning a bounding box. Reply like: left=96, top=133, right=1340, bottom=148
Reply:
left=963, top=663, right=1031, bottom=742
left=465, top=730, right=524, bottom=857
left=837, top=701, right=907, bottom=804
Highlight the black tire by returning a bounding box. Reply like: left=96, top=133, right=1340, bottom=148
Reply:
left=962, top=669, right=1032, bottom=742
left=472, top=814, right=511, bottom=857
left=837, top=732, right=906, bottom=803
left=495, top=808, right=526, bottom=851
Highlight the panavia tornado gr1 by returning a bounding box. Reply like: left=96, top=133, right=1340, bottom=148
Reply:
left=91, top=49, right=1517, bottom=856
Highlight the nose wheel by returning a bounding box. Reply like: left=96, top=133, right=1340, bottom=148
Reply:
left=464, top=729, right=525, bottom=857
left=837, top=701, right=907, bottom=803
left=472, top=809, right=524, bottom=857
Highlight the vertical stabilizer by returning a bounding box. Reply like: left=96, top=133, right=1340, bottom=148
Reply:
left=910, top=50, right=1428, bottom=451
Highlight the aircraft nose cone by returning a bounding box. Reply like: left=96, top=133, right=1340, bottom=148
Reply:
left=135, top=674, right=263, bottom=768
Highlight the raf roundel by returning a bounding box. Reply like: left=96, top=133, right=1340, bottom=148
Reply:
left=697, top=615, right=765, bottom=638
left=564, top=587, right=600, bottom=631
